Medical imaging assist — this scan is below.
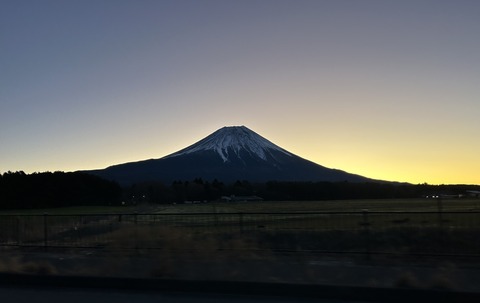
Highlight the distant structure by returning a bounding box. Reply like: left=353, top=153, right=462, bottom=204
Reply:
left=466, top=190, right=480, bottom=198
left=221, top=195, right=263, bottom=202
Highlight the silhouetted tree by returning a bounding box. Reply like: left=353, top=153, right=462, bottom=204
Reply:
left=0, top=171, right=122, bottom=209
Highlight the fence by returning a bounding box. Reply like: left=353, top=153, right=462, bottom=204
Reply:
left=1, top=211, right=479, bottom=257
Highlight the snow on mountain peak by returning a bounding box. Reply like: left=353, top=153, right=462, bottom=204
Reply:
left=166, top=126, right=292, bottom=162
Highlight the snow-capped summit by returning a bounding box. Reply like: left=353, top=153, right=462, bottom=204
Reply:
left=166, top=126, right=291, bottom=162
left=86, top=126, right=371, bottom=184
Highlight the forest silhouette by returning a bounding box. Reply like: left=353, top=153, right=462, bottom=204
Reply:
left=1, top=171, right=479, bottom=209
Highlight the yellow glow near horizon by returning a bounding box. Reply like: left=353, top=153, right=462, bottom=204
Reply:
left=2, top=1, right=480, bottom=185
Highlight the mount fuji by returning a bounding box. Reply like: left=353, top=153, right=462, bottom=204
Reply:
left=86, top=126, right=372, bottom=184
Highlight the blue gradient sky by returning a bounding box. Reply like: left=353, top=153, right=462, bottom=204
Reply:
left=2, top=0, right=479, bottom=184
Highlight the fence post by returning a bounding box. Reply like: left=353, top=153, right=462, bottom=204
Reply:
left=213, top=210, right=218, bottom=228
left=239, top=212, right=244, bottom=233
left=134, top=212, right=138, bottom=250
left=362, top=209, right=371, bottom=259
left=16, top=216, right=20, bottom=246
left=437, top=197, right=444, bottom=230
left=43, top=213, right=48, bottom=248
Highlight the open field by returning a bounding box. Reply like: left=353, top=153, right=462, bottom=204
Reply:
left=1, top=198, right=479, bottom=257
left=1, top=199, right=480, bottom=290
left=1, top=198, right=480, bottom=215
left=153, top=198, right=480, bottom=213
left=0, top=205, right=138, bottom=215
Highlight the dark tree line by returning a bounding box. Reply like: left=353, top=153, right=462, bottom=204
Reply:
left=1, top=171, right=479, bottom=209
left=124, top=179, right=480, bottom=204
left=0, top=171, right=122, bottom=209
left=125, top=178, right=227, bottom=204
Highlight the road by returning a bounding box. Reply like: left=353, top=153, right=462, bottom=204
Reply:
left=1, top=272, right=478, bottom=303
left=0, top=286, right=361, bottom=303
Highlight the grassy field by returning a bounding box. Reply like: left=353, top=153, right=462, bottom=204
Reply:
left=1, top=198, right=480, bottom=283
left=152, top=198, right=480, bottom=214
left=0, top=205, right=138, bottom=215
left=1, top=199, right=479, bottom=247
left=1, top=198, right=479, bottom=215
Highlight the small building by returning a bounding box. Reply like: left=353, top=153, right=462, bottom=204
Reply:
left=466, top=190, right=480, bottom=198
left=221, top=195, right=263, bottom=202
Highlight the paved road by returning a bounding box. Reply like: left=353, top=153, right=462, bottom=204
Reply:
left=0, top=286, right=361, bottom=303
left=1, top=273, right=478, bottom=303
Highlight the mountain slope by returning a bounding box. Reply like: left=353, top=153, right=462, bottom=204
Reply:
left=86, top=126, right=372, bottom=184
left=165, top=126, right=292, bottom=162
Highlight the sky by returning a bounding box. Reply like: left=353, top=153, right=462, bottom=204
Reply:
left=1, top=0, right=479, bottom=185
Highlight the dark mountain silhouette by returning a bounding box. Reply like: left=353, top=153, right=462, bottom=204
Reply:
left=85, top=126, right=373, bottom=185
